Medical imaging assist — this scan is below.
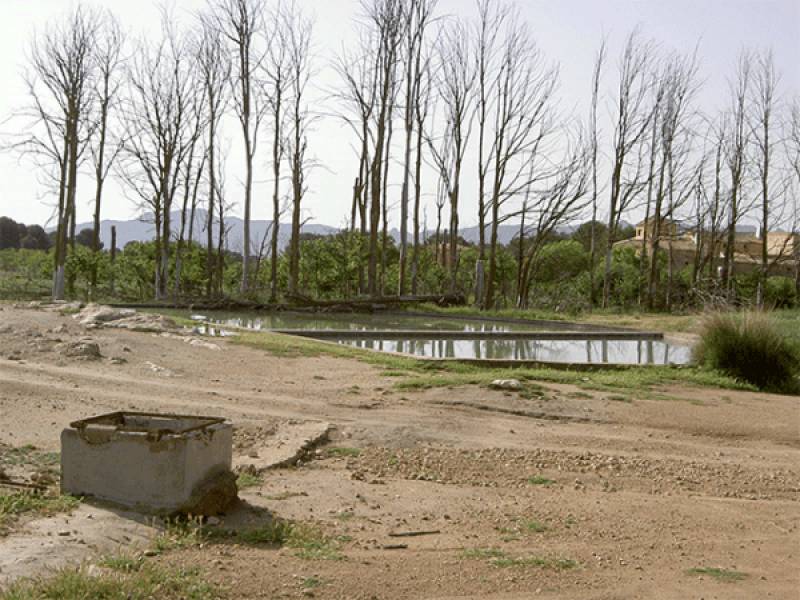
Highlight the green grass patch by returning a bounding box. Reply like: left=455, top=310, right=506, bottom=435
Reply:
left=286, top=523, right=344, bottom=561
left=522, top=520, right=548, bottom=533
left=326, top=447, right=362, bottom=458
left=302, top=576, right=324, bottom=589
left=491, top=556, right=577, bottom=570
left=528, top=476, right=555, bottom=486
left=0, top=563, right=219, bottom=599
left=462, top=547, right=508, bottom=559
left=0, top=492, right=79, bottom=535
left=687, top=567, right=748, bottom=582
left=99, top=555, right=144, bottom=573
left=236, top=472, right=262, bottom=489
left=607, top=394, right=632, bottom=403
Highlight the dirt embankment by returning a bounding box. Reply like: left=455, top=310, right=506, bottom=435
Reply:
left=0, top=303, right=798, bottom=599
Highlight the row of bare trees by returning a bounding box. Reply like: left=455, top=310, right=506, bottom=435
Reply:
left=593, top=32, right=798, bottom=310
left=11, top=0, right=799, bottom=307
left=14, top=0, right=312, bottom=301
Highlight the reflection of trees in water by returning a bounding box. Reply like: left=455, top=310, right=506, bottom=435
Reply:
left=340, top=337, right=688, bottom=364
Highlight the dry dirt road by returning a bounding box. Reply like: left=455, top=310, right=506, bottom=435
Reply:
left=0, top=304, right=798, bottom=599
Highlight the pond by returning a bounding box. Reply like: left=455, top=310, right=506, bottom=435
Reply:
left=189, top=310, right=691, bottom=365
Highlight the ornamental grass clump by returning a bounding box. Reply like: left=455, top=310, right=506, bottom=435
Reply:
left=693, top=312, right=800, bottom=394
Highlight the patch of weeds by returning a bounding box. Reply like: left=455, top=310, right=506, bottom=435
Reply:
left=0, top=491, right=79, bottom=535
left=387, top=455, right=399, bottom=466
left=607, top=394, right=632, bottom=403
left=381, top=370, right=409, bottom=377
left=99, top=555, right=143, bottom=573
left=462, top=548, right=507, bottom=560
left=522, top=520, right=548, bottom=533
left=152, top=517, right=207, bottom=554
left=528, top=475, right=555, bottom=486
left=519, top=384, right=547, bottom=400
left=346, top=385, right=361, bottom=394
left=326, top=447, right=361, bottom=458
left=287, top=523, right=343, bottom=561
left=492, top=556, right=577, bottom=570
left=564, top=515, right=577, bottom=528
left=0, top=563, right=219, bottom=599
left=687, top=567, right=748, bottom=582
left=236, top=520, right=293, bottom=545
left=335, top=534, right=353, bottom=543
left=334, top=510, right=355, bottom=521
left=1, top=445, right=59, bottom=471
left=566, top=391, right=593, bottom=399
left=236, top=472, right=262, bottom=489
left=302, top=576, right=324, bottom=590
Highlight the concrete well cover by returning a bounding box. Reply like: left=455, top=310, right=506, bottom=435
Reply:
left=61, top=411, right=236, bottom=515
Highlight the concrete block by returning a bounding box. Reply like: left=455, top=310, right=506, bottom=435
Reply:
left=61, top=412, right=235, bottom=515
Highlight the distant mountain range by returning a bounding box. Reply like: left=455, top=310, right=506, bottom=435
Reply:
left=73, top=210, right=634, bottom=251
left=73, top=210, right=337, bottom=252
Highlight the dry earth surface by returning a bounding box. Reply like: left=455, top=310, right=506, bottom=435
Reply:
left=0, top=303, right=798, bottom=599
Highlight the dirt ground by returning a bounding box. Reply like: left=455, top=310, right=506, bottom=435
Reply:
left=0, top=303, right=798, bottom=599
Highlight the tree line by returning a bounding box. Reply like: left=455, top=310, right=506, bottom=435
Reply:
left=7, top=0, right=800, bottom=310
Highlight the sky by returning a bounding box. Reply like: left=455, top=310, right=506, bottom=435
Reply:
left=0, top=0, right=797, bottom=233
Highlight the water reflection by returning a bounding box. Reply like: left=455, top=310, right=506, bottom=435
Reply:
left=200, top=312, right=566, bottom=333
left=338, top=338, right=690, bottom=365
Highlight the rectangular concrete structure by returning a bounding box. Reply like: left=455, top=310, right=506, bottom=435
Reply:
left=61, top=412, right=233, bottom=515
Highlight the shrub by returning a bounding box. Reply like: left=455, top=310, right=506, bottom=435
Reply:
left=693, top=312, right=800, bottom=393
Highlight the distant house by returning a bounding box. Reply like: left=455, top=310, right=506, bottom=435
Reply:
left=614, top=217, right=799, bottom=277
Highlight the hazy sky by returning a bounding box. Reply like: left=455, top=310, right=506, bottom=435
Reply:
left=0, top=0, right=797, bottom=231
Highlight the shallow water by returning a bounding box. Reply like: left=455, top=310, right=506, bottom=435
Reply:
left=191, top=310, right=691, bottom=365
left=199, top=311, right=596, bottom=333
left=337, top=337, right=690, bottom=365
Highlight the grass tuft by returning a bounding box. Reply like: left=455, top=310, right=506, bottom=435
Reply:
left=687, top=567, right=748, bottom=582
left=236, top=472, right=262, bottom=489
left=527, top=475, right=555, bottom=486
left=0, top=563, right=219, bottom=599
left=0, top=492, right=79, bottom=535
left=326, top=447, right=362, bottom=458
left=693, top=312, right=800, bottom=394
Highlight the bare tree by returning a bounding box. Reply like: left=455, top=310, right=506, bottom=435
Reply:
left=18, top=6, right=99, bottom=299
left=749, top=49, right=779, bottom=307
left=89, top=12, right=124, bottom=298
left=426, top=16, right=476, bottom=294
left=196, top=11, right=231, bottom=296
left=410, top=57, right=433, bottom=294
left=118, top=14, right=197, bottom=299
left=362, top=0, right=405, bottom=297
left=720, top=50, right=753, bottom=296
left=262, top=3, right=290, bottom=301
left=333, top=35, right=379, bottom=294
left=483, top=17, right=559, bottom=309
left=284, top=3, right=314, bottom=296
left=588, top=38, right=606, bottom=309
left=645, top=49, right=700, bottom=310
left=397, top=0, right=437, bottom=295
left=601, top=30, right=658, bottom=308
left=517, top=133, right=592, bottom=307
left=473, top=0, right=508, bottom=303
left=788, top=97, right=800, bottom=294
left=210, top=0, right=268, bottom=293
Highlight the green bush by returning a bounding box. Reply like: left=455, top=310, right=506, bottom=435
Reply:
left=693, top=312, right=800, bottom=393
left=765, top=277, right=798, bottom=309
